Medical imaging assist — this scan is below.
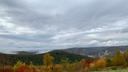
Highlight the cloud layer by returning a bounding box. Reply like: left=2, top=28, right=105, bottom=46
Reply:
left=0, top=0, right=128, bottom=53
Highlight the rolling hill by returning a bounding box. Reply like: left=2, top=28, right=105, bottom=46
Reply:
left=0, top=50, right=90, bottom=66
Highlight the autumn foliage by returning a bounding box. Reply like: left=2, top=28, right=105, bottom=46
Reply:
left=89, top=57, right=107, bottom=70
left=1, top=49, right=128, bottom=72
left=12, top=61, right=36, bottom=72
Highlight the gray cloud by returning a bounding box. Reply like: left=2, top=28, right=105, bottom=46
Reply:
left=0, top=0, right=128, bottom=53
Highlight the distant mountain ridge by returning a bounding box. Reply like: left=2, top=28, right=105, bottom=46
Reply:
left=61, top=45, right=128, bottom=57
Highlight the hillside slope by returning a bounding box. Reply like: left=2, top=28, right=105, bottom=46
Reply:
left=0, top=50, right=90, bottom=66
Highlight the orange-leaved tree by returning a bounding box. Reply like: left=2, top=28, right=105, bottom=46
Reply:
left=95, top=57, right=107, bottom=69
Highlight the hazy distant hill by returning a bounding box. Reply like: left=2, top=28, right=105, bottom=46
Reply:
left=62, top=46, right=128, bottom=57
left=0, top=50, right=90, bottom=66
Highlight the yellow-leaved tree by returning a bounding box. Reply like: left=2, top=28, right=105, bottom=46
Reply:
left=112, top=49, right=126, bottom=66
left=123, top=50, right=128, bottom=66
left=43, top=53, right=54, bottom=66
left=43, top=53, right=54, bottom=72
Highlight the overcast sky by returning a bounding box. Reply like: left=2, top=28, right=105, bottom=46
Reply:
left=0, top=0, right=128, bottom=53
